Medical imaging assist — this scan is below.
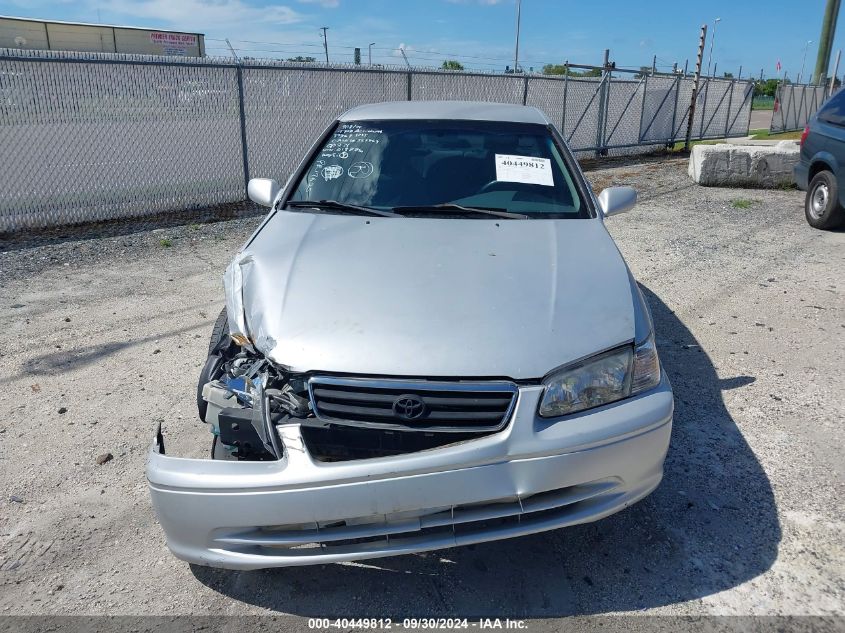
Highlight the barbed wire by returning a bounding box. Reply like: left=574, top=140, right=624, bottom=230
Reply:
left=208, top=36, right=599, bottom=70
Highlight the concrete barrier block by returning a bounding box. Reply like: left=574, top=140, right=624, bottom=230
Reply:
left=688, top=140, right=800, bottom=187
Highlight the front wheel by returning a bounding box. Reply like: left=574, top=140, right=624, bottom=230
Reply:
left=805, top=171, right=845, bottom=230
left=196, top=307, right=230, bottom=422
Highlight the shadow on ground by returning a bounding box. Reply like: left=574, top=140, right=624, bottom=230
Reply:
left=190, top=286, right=780, bottom=616
left=0, top=320, right=208, bottom=386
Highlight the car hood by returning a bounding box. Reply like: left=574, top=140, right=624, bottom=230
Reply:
left=225, top=211, right=636, bottom=379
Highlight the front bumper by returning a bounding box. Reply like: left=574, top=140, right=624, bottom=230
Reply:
left=147, top=376, right=673, bottom=570
left=794, top=159, right=809, bottom=191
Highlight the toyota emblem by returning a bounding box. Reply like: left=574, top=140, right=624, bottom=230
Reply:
left=392, top=394, right=426, bottom=420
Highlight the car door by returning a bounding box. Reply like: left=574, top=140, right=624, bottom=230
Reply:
left=814, top=89, right=845, bottom=204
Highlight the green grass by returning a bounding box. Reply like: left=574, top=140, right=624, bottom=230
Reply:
left=748, top=128, right=803, bottom=141
left=731, top=198, right=754, bottom=209
left=752, top=96, right=775, bottom=110
left=671, top=128, right=803, bottom=151
left=159, top=238, right=173, bottom=247
left=670, top=138, right=726, bottom=151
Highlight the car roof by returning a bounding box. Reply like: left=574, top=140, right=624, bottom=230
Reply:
left=338, top=101, right=550, bottom=125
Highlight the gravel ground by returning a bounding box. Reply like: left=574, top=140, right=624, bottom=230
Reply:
left=0, top=156, right=843, bottom=627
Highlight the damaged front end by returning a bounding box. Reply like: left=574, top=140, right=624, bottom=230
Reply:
left=201, top=348, right=310, bottom=461
left=193, top=336, right=507, bottom=463
left=191, top=253, right=312, bottom=462
left=189, top=253, right=504, bottom=463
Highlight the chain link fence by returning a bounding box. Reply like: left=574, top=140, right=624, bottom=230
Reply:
left=769, top=83, right=829, bottom=133
left=0, top=48, right=756, bottom=233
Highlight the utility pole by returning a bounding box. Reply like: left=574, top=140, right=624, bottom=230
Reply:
left=368, top=42, right=375, bottom=66
left=813, top=0, right=841, bottom=84
left=319, top=26, right=329, bottom=64
left=706, top=17, right=721, bottom=77
left=685, top=24, right=708, bottom=151
left=399, top=46, right=411, bottom=68
left=513, top=0, right=522, bottom=74
left=652, top=55, right=657, bottom=75
left=799, top=40, right=813, bottom=83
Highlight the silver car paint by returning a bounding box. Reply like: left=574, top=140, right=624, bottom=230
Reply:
left=147, top=377, right=673, bottom=569
left=225, top=214, right=636, bottom=378
left=339, top=100, right=552, bottom=125
left=148, top=102, right=673, bottom=569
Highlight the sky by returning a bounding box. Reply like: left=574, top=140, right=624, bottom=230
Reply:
left=0, top=0, right=841, bottom=80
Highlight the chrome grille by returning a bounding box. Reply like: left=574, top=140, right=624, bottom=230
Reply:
left=308, top=377, right=518, bottom=433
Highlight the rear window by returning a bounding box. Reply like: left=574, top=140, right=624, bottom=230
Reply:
left=817, top=89, right=845, bottom=126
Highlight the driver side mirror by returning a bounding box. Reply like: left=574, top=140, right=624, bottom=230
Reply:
left=597, top=186, right=637, bottom=217
left=247, top=178, right=281, bottom=207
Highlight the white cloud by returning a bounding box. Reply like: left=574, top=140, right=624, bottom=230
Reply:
left=297, top=0, right=340, bottom=7
left=99, top=0, right=304, bottom=30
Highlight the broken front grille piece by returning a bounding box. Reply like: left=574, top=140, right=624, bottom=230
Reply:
left=307, top=376, right=518, bottom=433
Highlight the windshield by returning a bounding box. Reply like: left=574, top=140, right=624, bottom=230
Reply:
left=288, top=119, right=587, bottom=218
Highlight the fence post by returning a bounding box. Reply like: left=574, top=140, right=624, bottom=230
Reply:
left=561, top=62, right=569, bottom=135
left=235, top=64, right=250, bottom=194
left=797, top=85, right=807, bottom=128
left=669, top=73, right=681, bottom=145
left=595, top=49, right=610, bottom=157
left=595, top=73, right=609, bottom=157
left=406, top=72, right=412, bottom=100
left=746, top=84, right=755, bottom=136
left=784, top=81, right=795, bottom=130
left=723, top=79, right=735, bottom=137
left=685, top=23, right=707, bottom=150
left=637, top=72, right=649, bottom=143
left=699, top=77, right=710, bottom=138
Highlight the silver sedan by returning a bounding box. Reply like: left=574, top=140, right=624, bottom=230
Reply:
left=147, top=101, right=673, bottom=569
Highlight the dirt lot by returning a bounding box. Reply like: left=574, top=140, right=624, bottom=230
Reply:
left=0, top=156, right=843, bottom=627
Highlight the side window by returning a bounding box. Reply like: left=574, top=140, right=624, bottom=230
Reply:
left=818, top=90, right=845, bottom=126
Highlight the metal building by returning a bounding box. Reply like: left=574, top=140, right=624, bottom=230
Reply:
left=0, top=15, right=205, bottom=57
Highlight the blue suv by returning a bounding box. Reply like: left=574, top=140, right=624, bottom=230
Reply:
left=795, top=89, right=845, bottom=229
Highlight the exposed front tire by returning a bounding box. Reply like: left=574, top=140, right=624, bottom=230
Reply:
left=207, top=307, right=231, bottom=355
left=805, top=171, right=845, bottom=230
left=196, top=307, right=230, bottom=422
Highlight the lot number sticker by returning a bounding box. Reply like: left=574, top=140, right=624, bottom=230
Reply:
left=495, top=154, right=554, bottom=186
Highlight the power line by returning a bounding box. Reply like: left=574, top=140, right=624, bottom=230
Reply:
left=209, top=45, right=526, bottom=69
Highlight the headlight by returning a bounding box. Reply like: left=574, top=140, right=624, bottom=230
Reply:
left=538, top=336, right=661, bottom=418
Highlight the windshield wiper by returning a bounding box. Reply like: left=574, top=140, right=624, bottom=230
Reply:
left=286, top=200, right=399, bottom=218
left=391, top=203, right=528, bottom=219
